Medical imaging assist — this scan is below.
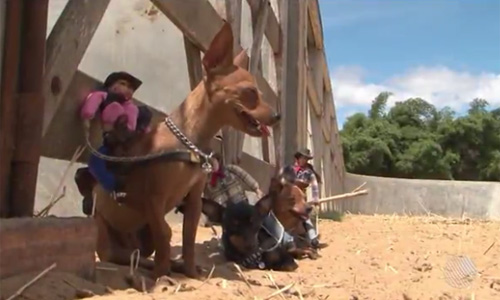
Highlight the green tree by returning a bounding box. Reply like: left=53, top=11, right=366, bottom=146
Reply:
left=340, top=93, right=500, bottom=182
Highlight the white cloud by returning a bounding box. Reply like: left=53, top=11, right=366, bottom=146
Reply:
left=331, top=66, right=500, bottom=111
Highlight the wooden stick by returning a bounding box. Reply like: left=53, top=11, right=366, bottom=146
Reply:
left=296, top=285, right=305, bottom=300
left=316, top=189, right=368, bottom=204
left=233, top=263, right=255, bottom=293
left=483, top=241, right=496, bottom=255
left=6, top=263, right=57, bottom=300
left=315, top=205, right=320, bottom=236
left=129, top=249, right=140, bottom=276
left=352, top=182, right=366, bottom=193
left=262, top=282, right=295, bottom=300
left=36, top=146, right=84, bottom=217
left=266, top=273, right=286, bottom=300
left=96, top=266, right=118, bottom=271
left=35, top=188, right=66, bottom=217
left=196, top=264, right=216, bottom=289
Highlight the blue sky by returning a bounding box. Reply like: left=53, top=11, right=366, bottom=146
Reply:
left=318, top=0, right=500, bottom=127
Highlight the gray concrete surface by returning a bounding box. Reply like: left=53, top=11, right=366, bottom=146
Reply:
left=337, top=173, right=500, bottom=220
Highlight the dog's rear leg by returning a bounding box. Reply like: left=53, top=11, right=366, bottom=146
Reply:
left=95, top=214, right=155, bottom=270
left=181, top=179, right=204, bottom=278
left=145, top=198, right=172, bottom=279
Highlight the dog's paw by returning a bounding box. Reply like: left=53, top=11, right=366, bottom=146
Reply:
left=308, top=251, right=321, bottom=260
left=279, top=262, right=299, bottom=272
left=170, top=259, right=204, bottom=279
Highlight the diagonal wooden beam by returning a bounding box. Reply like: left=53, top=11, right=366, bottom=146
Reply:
left=246, top=0, right=281, bottom=54
left=42, top=0, right=110, bottom=137
left=306, top=0, right=323, bottom=49
left=183, top=36, right=203, bottom=90
left=151, top=0, right=278, bottom=110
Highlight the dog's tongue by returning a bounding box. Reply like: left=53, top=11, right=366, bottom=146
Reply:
left=259, top=124, right=270, bottom=136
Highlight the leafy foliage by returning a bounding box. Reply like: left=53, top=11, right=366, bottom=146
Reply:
left=340, top=93, right=500, bottom=182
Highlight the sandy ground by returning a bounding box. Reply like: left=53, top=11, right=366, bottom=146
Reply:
left=1, top=214, right=499, bottom=300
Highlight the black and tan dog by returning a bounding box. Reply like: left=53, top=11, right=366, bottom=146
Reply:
left=177, top=169, right=319, bottom=271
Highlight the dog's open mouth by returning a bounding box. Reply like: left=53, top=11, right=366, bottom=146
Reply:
left=239, top=110, right=270, bottom=137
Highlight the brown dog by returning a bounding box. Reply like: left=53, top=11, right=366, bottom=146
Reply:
left=91, top=21, right=280, bottom=279
left=268, top=176, right=319, bottom=259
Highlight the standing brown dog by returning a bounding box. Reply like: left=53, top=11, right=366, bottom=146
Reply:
left=92, top=21, right=280, bottom=279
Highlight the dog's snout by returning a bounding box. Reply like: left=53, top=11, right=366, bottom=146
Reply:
left=272, top=112, right=281, bottom=122
left=306, top=205, right=313, bottom=214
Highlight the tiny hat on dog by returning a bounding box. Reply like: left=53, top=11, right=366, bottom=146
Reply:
left=294, top=148, right=313, bottom=160
left=103, top=71, right=143, bottom=91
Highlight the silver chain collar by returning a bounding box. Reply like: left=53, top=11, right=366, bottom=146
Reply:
left=164, top=116, right=213, bottom=173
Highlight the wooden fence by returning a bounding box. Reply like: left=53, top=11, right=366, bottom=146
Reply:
left=0, top=0, right=345, bottom=217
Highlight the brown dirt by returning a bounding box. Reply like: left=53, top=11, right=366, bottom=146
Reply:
left=1, top=215, right=499, bottom=300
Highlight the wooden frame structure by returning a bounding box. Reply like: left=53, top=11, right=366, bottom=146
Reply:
left=0, top=0, right=345, bottom=218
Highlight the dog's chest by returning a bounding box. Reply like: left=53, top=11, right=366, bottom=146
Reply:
left=159, top=163, right=206, bottom=200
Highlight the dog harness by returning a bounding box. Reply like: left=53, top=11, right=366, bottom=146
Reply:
left=234, top=211, right=286, bottom=270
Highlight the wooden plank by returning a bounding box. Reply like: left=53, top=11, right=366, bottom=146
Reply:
left=309, top=105, right=323, bottom=186
left=297, top=18, right=308, bottom=149
left=324, top=96, right=333, bottom=133
left=183, top=36, right=204, bottom=90
left=0, top=217, right=97, bottom=280
left=246, top=0, right=281, bottom=54
left=321, top=115, right=330, bottom=143
left=226, top=0, right=246, bottom=165
left=307, top=45, right=323, bottom=117
left=280, top=0, right=305, bottom=165
left=306, top=0, right=323, bottom=49
left=307, top=43, right=325, bottom=186
left=306, top=69, right=322, bottom=116
left=225, top=0, right=243, bottom=55
left=249, top=0, right=270, bottom=75
left=249, top=0, right=271, bottom=162
left=212, top=0, right=245, bottom=165
left=10, top=0, right=49, bottom=217
left=271, top=0, right=284, bottom=167
left=152, top=0, right=279, bottom=110
left=321, top=51, right=332, bottom=93
left=0, top=0, right=22, bottom=217
left=321, top=141, right=332, bottom=198
left=42, top=0, right=110, bottom=137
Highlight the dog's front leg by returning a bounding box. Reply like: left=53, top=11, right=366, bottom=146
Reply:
left=181, top=178, right=204, bottom=278
left=145, top=197, right=172, bottom=279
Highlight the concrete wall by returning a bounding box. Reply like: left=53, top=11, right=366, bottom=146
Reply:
left=337, top=173, right=500, bottom=220
left=35, top=0, right=278, bottom=217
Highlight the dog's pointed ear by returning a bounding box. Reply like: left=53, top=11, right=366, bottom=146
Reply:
left=255, top=194, right=273, bottom=216
left=201, top=198, right=225, bottom=223
left=202, top=21, right=234, bottom=73
left=233, top=49, right=249, bottom=69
